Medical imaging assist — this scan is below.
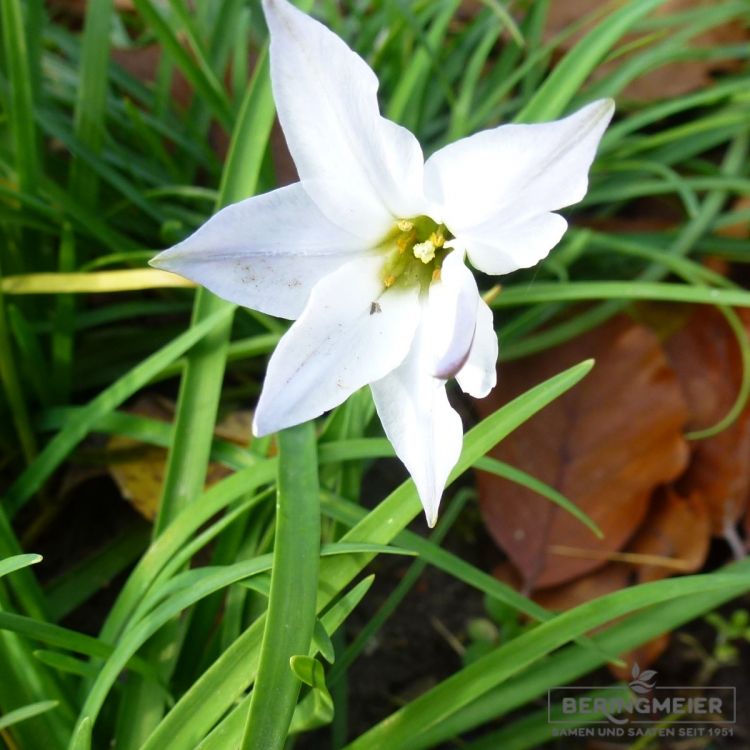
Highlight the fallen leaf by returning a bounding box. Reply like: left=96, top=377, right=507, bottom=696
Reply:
left=477, top=315, right=689, bottom=590
left=664, top=307, right=750, bottom=537
left=628, top=487, right=711, bottom=583
left=500, top=562, right=633, bottom=612
left=107, top=395, right=252, bottom=520
left=496, top=488, right=708, bottom=605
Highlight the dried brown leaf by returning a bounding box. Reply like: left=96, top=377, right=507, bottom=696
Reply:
left=628, top=488, right=711, bottom=583
left=477, top=316, right=689, bottom=590
left=665, top=307, right=750, bottom=535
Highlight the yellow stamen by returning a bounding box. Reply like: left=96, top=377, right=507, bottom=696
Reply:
left=432, top=268, right=441, bottom=282
left=413, top=240, right=436, bottom=264
left=384, top=275, right=397, bottom=287
left=397, top=219, right=414, bottom=232
left=430, top=231, right=445, bottom=248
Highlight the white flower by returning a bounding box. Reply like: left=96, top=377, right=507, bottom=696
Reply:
left=151, top=0, right=613, bottom=526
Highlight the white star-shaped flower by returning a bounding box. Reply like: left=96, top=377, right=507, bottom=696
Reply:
left=151, top=0, right=614, bottom=526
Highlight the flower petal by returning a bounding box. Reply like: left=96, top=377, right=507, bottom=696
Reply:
left=253, top=254, right=420, bottom=435
left=425, top=249, right=479, bottom=379
left=424, top=99, right=614, bottom=232
left=263, top=0, right=425, bottom=241
left=371, top=315, right=463, bottom=527
left=457, top=212, right=568, bottom=276
left=150, top=183, right=367, bottom=319
left=456, top=299, right=498, bottom=398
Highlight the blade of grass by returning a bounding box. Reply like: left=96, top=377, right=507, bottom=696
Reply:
left=2, top=269, right=196, bottom=294
left=386, top=0, right=460, bottom=130
left=491, top=281, right=750, bottom=308
left=240, top=422, right=320, bottom=750
left=68, top=0, right=113, bottom=207
left=110, top=34, right=275, bottom=750
left=52, top=226, right=77, bottom=403
left=130, top=0, right=233, bottom=129
left=516, top=0, right=666, bottom=122
left=0, top=554, right=42, bottom=579
left=0, top=283, right=37, bottom=462
left=1, top=0, right=40, bottom=194
left=475, top=456, right=602, bottom=537
left=0, top=700, right=60, bottom=732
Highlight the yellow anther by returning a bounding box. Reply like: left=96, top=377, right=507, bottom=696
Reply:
left=482, top=284, right=502, bottom=305
left=384, top=275, right=397, bottom=287
left=432, top=268, right=442, bottom=282
left=413, top=240, right=436, bottom=264
left=397, top=219, right=414, bottom=232
left=430, top=231, right=445, bottom=248
left=396, top=235, right=410, bottom=253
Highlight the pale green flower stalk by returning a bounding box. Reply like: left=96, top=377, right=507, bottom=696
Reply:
left=151, top=0, right=614, bottom=526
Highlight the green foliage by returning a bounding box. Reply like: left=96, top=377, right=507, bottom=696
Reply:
left=0, top=1, right=749, bottom=748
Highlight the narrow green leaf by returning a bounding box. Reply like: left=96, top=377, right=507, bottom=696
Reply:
left=241, top=422, right=320, bottom=750
left=474, top=457, right=602, bottom=538
left=0, top=554, right=42, bottom=580
left=312, top=620, right=335, bottom=665
left=288, top=656, right=334, bottom=733
left=1, top=0, right=40, bottom=192
left=386, top=0, right=460, bottom=129
left=33, top=650, right=97, bottom=678
left=130, top=0, right=233, bottom=128
left=0, top=700, right=60, bottom=732
left=0, top=286, right=37, bottom=462
left=69, top=716, right=92, bottom=750
left=68, top=0, right=114, bottom=206
left=517, top=0, right=665, bottom=122
left=491, top=281, right=750, bottom=309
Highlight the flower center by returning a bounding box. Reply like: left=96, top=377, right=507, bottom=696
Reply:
left=379, top=216, right=453, bottom=290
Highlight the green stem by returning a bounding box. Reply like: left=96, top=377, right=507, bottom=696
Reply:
left=0, top=285, right=36, bottom=463
left=241, top=422, right=320, bottom=750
